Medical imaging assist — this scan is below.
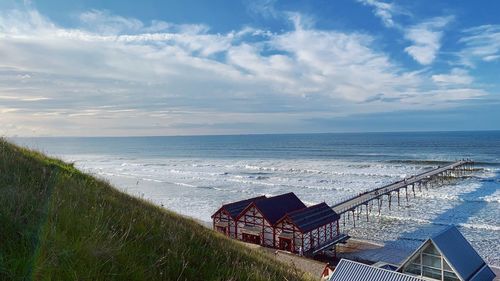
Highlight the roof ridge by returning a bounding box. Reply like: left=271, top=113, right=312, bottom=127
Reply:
left=287, top=201, right=326, bottom=215
left=431, top=224, right=455, bottom=238
left=221, top=195, right=266, bottom=207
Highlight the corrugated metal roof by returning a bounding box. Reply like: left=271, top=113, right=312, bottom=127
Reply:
left=470, top=265, right=497, bottom=281
left=285, top=202, right=340, bottom=232
left=254, top=192, right=306, bottom=225
left=215, top=196, right=266, bottom=219
left=330, top=259, right=423, bottom=281
left=431, top=225, right=496, bottom=281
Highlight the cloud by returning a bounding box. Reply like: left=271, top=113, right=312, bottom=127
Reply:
left=0, top=8, right=487, bottom=136
left=79, top=9, right=144, bottom=34
left=432, top=68, right=473, bottom=85
left=246, top=0, right=279, bottom=19
left=357, top=0, right=398, bottom=28
left=403, top=16, right=453, bottom=65
left=356, top=1, right=452, bottom=65
left=459, top=25, right=500, bottom=67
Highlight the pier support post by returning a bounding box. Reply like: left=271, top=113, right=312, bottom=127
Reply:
left=388, top=193, right=392, bottom=210
left=397, top=189, right=400, bottom=206
left=366, top=204, right=369, bottom=221
left=352, top=210, right=356, bottom=228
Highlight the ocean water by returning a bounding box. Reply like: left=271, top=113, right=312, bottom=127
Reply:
left=14, top=131, right=500, bottom=265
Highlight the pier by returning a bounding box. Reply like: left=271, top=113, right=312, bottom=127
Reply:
left=331, top=160, right=474, bottom=226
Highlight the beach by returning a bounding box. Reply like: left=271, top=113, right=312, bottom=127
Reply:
left=14, top=131, right=500, bottom=267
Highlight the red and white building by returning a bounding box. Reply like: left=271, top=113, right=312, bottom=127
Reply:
left=236, top=193, right=306, bottom=247
left=212, top=192, right=347, bottom=255
left=274, top=202, right=340, bottom=254
left=211, top=195, right=265, bottom=238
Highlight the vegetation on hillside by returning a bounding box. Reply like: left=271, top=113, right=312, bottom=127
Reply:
left=0, top=139, right=313, bottom=281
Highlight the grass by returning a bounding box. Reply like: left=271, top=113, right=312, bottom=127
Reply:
left=0, top=139, right=314, bottom=281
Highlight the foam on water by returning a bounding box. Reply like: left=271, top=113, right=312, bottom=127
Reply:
left=63, top=154, right=500, bottom=265
left=13, top=132, right=500, bottom=266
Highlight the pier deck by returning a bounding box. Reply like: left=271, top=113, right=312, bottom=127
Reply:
left=332, top=160, right=474, bottom=216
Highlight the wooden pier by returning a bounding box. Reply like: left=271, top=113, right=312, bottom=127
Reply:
left=331, top=160, right=474, bottom=226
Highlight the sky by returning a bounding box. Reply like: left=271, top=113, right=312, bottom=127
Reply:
left=0, top=0, right=499, bottom=136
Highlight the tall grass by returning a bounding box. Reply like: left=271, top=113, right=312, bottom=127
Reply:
left=0, top=139, right=313, bottom=281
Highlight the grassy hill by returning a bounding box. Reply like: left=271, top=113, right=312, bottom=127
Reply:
left=0, top=139, right=313, bottom=281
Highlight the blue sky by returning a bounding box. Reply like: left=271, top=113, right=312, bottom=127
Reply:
left=0, top=0, right=499, bottom=136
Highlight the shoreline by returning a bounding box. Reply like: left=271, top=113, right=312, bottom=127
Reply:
left=76, top=165, right=500, bottom=271
left=196, top=217, right=500, bottom=274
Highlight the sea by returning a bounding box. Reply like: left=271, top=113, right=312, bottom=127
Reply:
left=13, top=131, right=500, bottom=266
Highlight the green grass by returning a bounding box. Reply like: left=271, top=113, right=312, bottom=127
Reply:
left=0, top=139, right=313, bottom=281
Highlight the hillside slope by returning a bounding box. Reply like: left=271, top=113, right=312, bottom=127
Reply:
left=0, top=139, right=312, bottom=281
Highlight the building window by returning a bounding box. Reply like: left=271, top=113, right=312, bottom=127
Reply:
left=443, top=271, right=460, bottom=281
left=405, top=263, right=421, bottom=275
left=423, top=266, right=442, bottom=280
left=402, top=242, right=460, bottom=281
left=216, top=226, right=227, bottom=234
left=242, top=233, right=261, bottom=245
left=422, top=253, right=441, bottom=268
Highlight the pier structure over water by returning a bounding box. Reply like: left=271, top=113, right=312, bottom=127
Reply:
left=331, top=160, right=475, bottom=227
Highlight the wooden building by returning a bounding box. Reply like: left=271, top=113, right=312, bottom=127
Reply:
left=212, top=192, right=346, bottom=255
left=236, top=193, right=306, bottom=247
left=211, top=195, right=265, bottom=238
left=274, top=202, right=340, bottom=254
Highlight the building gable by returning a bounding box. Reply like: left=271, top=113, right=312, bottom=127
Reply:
left=253, top=192, right=306, bottom=225
left=211, top=195, right=266, bottom=219
left=398, top=226, right=496, bottom=281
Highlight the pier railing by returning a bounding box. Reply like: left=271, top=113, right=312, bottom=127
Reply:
left=331, top=160, right=474, bottom=216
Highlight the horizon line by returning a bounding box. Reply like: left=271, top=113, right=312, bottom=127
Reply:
left=6, top=129, right=500, bottom=139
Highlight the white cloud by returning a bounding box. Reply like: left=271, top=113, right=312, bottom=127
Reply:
left=246, top=0, right=279, bottom=19
left=357, top=0, right=398, bottom=28
left=404, top=16, right=453, bottom=65
left=356, top=2, right=452, bottom=65
left=79, top=9, right=144, bottom=34
left=432, top=68, right=473, bottom=85
left=459, top=25, right=500, bottom=67
left=0, top=8, right=487, bottom=136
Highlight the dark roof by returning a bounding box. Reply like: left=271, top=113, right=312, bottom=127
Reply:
left=430, top=226, right=496, bottom=281
left=253, top=192, right=306, bottom=225
left=213, top=196, right=266, bottom=219
left=284, top=202, right=340, bottom=232
left=470, top=266, right=497, bottom=281
left=330, top=259, right=423, bottom=281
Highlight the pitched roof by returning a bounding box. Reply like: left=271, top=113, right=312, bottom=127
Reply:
left=253, top=192, right=306, bottom=225
left=330, top=259, right=423, bottom=281
left=430, top=226, right=496, bottom=281
left=283, top=202, right=340, bottom=232
left=212, top=195, right=266, bottom=219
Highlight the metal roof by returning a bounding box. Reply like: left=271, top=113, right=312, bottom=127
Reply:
left=253, top=192, right=306, bottom=225
left=470, top=266, right=497, bottom=281
left=330, top=259, right=423, bottom=281
left=284, top=202, right=340, bottom=232
left=213, top=195, right=266, bottom=219
left=430, top=226, right=496, bottom=281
